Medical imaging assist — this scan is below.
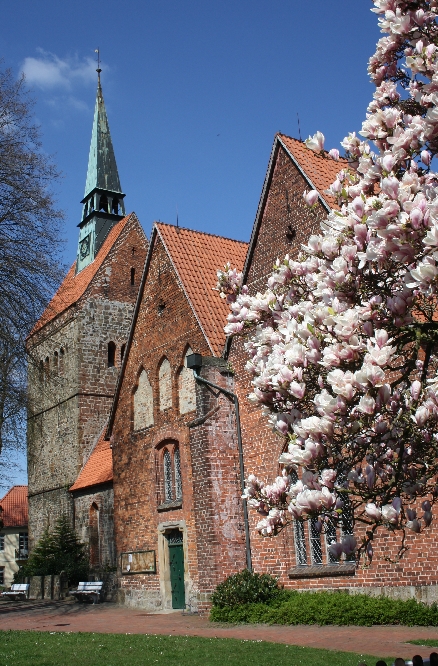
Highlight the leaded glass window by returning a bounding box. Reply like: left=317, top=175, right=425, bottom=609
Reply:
left=166, top=529, right=183, bottom=545
left=164, top=450, right=173, bottom=501
left=310, top=516, right=323, bottom=565
left=174, top=448, right=182, bottom=500
left=289, top=469, right=307, bottom=566
left=325, top=518, right=338, bottom=563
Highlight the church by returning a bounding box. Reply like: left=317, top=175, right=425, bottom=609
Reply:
left=27, top=70, right=438, bottom=611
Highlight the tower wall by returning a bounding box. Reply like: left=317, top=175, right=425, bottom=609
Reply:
left=27, top=215, right=148, bottom=549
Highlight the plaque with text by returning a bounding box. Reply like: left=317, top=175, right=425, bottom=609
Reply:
left=121, top=550, right=156, bottom=574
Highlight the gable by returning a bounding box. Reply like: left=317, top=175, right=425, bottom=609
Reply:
left=243, top=135, right=345, bottom=293
left=29, top=213, right=147, bottom=337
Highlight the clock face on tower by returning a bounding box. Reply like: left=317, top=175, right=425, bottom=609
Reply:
left=80, top=234, right=91, bottom=260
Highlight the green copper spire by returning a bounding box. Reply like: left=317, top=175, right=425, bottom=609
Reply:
left=76, top=63, right=126, bottom=274
left=84, top=73, right=122, bottom=197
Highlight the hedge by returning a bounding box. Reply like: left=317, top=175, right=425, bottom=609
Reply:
left=210, top=590, right=438, bottom=626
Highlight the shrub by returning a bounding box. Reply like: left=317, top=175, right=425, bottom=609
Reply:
left=14, top=515, right=89, bottom=585
left=210, top=589, right=438, bottom=626
left=210, top=569, right=280, bottom=608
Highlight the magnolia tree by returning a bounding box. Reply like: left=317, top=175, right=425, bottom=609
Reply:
left=217, top=0, right=438, bottom=564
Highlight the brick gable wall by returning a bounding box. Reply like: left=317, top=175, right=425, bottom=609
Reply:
left=111, top=236, right=246, bottom=610
left=228, top=143, right=438, bottom=597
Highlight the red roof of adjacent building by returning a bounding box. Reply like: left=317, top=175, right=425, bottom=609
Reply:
left=30, top=214, right=135, bottom=336
left=0, top=486, right=28, bottom=527
left=156, top=223, right=248, bottom=356
left=278, top=134, right=347, bottom=210
left=70, top=430, right=113, bottom=492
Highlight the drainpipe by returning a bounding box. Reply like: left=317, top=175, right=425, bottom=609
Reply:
left=186, top=354, right=252, bottom=572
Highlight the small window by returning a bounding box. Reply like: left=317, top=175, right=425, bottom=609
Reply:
left=164, top=450, right=173, bottom=501
left=130, top=267, right=135, bottom=286
left=53, top=351, right=58, bottom=375
left=108, top=341, right=116, bottom=368
left=156, top=442, right=183, bottom=507
left=0, top=567, right=4, bottom=585
left=19, top=533, right=28, bottom=554
left=0, top=534, right=4, bottom=551
left=121, top=344, right=126, bottom=362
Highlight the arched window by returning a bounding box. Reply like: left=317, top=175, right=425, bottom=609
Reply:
left=133, top=368, right=154, bottom=430
left=112, top=198, right=119, bottom=214
left=89, top=503, right=100, bottom=567
left=178, top=347, right=196, bottom=414
left=44, top=356, right=50, bottom=378
left=174, top=447, right=182, bottom=500
left=164, top=449, right=173, bottom=501
left=130, top=267, right=135, bottom=286
left=159, top=358, right=172, bottom=411
left=120, top=344, right=126, bottom=362
left=53, top=351, right=58, bottom=375
left=155, top=441, right=183, bottom=508
left=39, top=360, right=44, bottom=385
left=99, top=194, right=108, bottom=212
left=108, top=341, right=116, bottom=368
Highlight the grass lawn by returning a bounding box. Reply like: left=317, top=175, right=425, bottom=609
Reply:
left=408, top=638, right=438, bottom=648
left=0, top=630, right=388, bottom=666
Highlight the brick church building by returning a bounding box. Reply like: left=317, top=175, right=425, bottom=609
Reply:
left=27, top=72, right=438, bottom=610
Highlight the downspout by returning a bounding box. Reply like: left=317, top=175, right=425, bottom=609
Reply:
left=190, top=365, right=252, bottom=572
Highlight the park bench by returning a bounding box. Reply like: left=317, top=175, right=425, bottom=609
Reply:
left=1, top=583, right=29, bottom=600
left=69, top=581, right=103, bottom=604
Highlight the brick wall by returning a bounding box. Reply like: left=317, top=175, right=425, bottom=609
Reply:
left=111, top=236, right=247, bottom=610
left=228, top=142, right=438, bottom=596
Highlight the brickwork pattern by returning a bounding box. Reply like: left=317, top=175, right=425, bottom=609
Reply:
left=73, top=484, right=116, bottom=568
left=112, top=236, right=246, bottom=610
left=229, top=142, right=438, bottom=592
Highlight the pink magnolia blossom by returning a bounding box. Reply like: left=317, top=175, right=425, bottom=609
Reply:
left=305, top=131, right=325, bottom=153
left=304, top=189, right=319, bottom=207
left=218, top=0, right=438, bottom=560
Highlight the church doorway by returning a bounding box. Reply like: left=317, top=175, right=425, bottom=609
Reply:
left=166, top=529, right=185, bottom=609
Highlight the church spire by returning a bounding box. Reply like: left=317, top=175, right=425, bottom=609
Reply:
left=76, top=57, right=126, bottom=273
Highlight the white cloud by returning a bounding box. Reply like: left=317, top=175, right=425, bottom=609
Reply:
left=21, top=50, right=97, bottom=90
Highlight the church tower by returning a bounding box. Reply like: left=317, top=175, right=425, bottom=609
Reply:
left=26, top=67, right=148, bottom=556
left=77, top=70, right=126, bottom=273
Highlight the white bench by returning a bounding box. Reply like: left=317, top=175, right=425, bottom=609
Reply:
left=69, top=581, right=103, bottom=604
left=1, top=583, right=29, bottom=600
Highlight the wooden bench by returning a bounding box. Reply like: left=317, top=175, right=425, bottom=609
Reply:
left=1, top=583, right=29, bottom=600
left=69, top=581, right=103, bottom=604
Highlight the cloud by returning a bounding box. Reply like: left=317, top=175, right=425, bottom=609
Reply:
left=21, top=50, right=97, bottom=90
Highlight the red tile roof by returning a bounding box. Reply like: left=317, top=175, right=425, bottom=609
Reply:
left=70, top=430, right=113, bottom=492
left=30, top=214, right=135, bottom=336
left=0, top=486, right=28, bottom=527
left=278, top=134, right=348, bottom=210
left=156, top=223, right=248, bottom=356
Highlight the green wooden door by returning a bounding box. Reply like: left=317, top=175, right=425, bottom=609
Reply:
left=167, top=531, right=185, bottom=609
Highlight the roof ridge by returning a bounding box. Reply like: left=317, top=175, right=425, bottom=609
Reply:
left=154, top=221, right=248, bottom=245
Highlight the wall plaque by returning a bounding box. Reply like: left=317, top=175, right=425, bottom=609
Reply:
left=120, top=550, right=156, bottom=574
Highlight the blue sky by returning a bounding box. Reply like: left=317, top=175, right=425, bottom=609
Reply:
left=2, top=1, right=380, bottom=486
